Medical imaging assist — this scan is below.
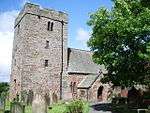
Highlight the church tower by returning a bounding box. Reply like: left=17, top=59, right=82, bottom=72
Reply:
left=10, top=3, right=68, bottom=100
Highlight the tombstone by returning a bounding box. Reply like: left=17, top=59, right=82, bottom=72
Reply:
left=21, top=90, right=28, bottom=104
left=32, top=93, right=47, bottom=113
left=27, top=90, right=34, bottom=105
left=52, top=93, right=58, bottom=103
left=0, top=97, right=5, bottom=111
left=10, top=102, right=25, bottom=113
left=44, top=93, right=50, bottom=105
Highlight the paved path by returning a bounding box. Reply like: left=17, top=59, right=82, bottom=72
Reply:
left=90, top=102, right=112, bottom=113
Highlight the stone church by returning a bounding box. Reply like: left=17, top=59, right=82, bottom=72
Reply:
left=10, top=3, right=112, bottom=103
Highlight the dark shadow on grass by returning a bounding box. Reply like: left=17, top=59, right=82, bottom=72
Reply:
left=91, top=103, right=112, bottom=111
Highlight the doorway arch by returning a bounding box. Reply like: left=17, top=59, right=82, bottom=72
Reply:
left=97, top=86, right=104, bottom=101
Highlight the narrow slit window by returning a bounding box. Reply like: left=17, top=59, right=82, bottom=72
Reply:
left=45, top=40, right=49, bottom=49
left=17, top=24, right=20, bottom=34
left=45, top=60, right=48, bottom=67
left=47, top=21, right=50, bottom=30
left=38, top=15, right=40, bottom=19
left=14, top=79, right=16, bottom=83
left=47, top=21, right=54, bottom=31
left=50, top=22, right=53, bottom=31
left=14, top=59, right=16, bottom=66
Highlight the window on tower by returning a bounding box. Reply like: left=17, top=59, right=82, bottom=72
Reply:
left=14, top=59, right=16, bottom=66
left=44, top=60, right=48, bottom=67
left=51, top=22, right=53, bottom=31
left=17, top=24, right=20, bottom=34
left=45, top=40, right=49, bottom=49
left=47, top=21, right=53, bottom=31
left=14, top=79, right=16, bottom=83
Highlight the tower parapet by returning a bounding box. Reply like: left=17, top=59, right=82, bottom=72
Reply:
left=15, top=3, right=68, bottom=27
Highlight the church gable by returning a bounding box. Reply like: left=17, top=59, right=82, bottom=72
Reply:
left=67, top=48, right=103, bottom=74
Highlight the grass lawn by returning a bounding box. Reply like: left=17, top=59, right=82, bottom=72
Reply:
left=1, top=100, right=89, bottom=113
left=48, top=100, right=89, bottom=113
left=25, top=105, right=32, bottom=113
left=24, top=101, right=89, bottom=113
left=0, top=109, right=3, bottom=113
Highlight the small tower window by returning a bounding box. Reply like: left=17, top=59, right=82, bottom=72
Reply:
left=44, top=60, right=48, bottom=67
left=14, top=79, right=16, bottom=83
left=17, top=24, right=20, bottom=34
left=47, top=21, right=54, bottom=31
left=38, top=15, right=41, bottom=19
left=45, top=40, right=49, bottom=49
left=51, top=22, right=53, bottom=31
left=14, top=59, right=16, bottom=66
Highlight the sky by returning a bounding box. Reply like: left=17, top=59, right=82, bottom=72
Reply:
left=0, top=0, right=112, bottom=82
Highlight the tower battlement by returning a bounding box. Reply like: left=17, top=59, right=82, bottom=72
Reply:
left=15, top=3, right=68, bottom=27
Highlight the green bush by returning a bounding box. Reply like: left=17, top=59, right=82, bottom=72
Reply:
left=49, top=100, right=89, bottom=113
left=48, top=102, right=67, bottom=113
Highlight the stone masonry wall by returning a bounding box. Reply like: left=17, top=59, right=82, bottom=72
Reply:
left=62, top=74, right=87, bottom=100
left=10, top=3, right=68, bottom=102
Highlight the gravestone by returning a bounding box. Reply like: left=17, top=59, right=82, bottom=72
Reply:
left=11, top=102, right=25, bottom=113
left=32, top=93, right=47, bottom=113
left=52, top=93, right=58, bottom=103
left=21, top=90, right=28, bottom=104
left=0, top=98, right=4, bottom=111
left=45, top=93, right=50, bottom=105
left=27, top=90, right=34, bottom=105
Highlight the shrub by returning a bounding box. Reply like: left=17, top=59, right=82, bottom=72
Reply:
left=49, top=100, right=89, bottom=113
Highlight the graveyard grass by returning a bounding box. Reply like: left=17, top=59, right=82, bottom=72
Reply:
left=4, top=99, right=89, bottom=113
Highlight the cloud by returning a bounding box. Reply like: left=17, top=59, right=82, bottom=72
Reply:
left=76, top=28, right=90, bottom=42
left=0, top=10, right=18, bottom=82
left=75, top=28, right=90, bottom=50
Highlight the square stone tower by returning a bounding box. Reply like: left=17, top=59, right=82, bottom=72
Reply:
left=10, top=3, right=68, bottom=100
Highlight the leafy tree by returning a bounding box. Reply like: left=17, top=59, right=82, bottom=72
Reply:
left=0, top=82, right=9, bottom=98
left=87, top=0, right=150, bottom=87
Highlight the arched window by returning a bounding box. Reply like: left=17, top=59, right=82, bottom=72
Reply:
left=70, top=82, right=73, bottom=92
left=97, top=86, right=104, bottom=101
left=73, top=82, right=76, bottom=93
left=70, top=82, right=77, bottom=93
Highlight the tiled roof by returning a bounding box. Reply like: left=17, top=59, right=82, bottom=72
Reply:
left=67, top=48, right=103, bottom=74
left=77, top=74, right=100, bottom=89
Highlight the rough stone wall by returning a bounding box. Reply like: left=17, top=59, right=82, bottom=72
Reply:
left=63, top=74, right=111, bottom=102
left=88, top=79, right=111, bottom=102
left=62, top=74, right=87, bottom=100
left=76, top=76, right=111, bottom=102
left=10, top=3, right=68, bottom=101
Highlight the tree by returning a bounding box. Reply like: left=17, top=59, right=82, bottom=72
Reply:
left=87, top=0, right=150, bottom=87
left=0, top=82, right=9, bottom=98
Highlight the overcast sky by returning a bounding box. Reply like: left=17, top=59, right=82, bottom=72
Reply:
left=0, top=0, right=112, bottom=82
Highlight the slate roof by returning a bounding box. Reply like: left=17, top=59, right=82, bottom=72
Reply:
left=67, top=48, right=101, bottom=74
left=77, top=74, right=101, bottom=89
